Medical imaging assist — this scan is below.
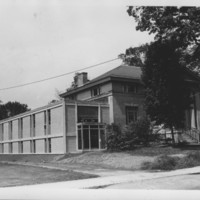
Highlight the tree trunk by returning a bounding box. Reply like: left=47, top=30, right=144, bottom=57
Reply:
left=170, top=126, right=175, bottom=145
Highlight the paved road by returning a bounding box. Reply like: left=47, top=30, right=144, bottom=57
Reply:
left=106, top=173, right=200, bottom=190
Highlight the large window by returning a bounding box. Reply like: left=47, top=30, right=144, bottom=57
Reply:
left=126, top=106, right=138, bottom=124
left=77, top=106, right=98, bottom=123
left=77, top=124, right=106, bottom=150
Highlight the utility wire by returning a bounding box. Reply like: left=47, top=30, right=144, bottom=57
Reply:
left=0, top=58, right=119, bottom=91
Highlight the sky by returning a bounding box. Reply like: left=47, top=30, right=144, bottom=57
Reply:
left=0, top=0, right=180, bottom=109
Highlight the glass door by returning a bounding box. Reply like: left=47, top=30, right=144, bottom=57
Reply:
left=77, top=123, right=106, bottom=151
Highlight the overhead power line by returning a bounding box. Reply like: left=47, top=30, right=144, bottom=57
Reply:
left=0, top=58, right=119, bottom=91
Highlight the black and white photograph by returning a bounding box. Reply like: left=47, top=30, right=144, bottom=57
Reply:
left=0, top=0, right=200, bottom=199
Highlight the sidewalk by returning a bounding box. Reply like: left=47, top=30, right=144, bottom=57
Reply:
left=1, top=165, right=200, bottom=189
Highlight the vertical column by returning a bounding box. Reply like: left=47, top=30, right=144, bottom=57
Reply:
left=98, top=104, right=101, bottom=123
left=108, top=96, right=114, bottom=123
left=62, top=100, right=67, bottom=153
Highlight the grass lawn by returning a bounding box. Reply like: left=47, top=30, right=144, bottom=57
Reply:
left=0, top=163, right=97, bottom=187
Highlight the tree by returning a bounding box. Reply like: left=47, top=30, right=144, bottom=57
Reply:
left=141, top=40, right=192, bottom=144
left=124, top=44, right=148, bottom=66
left=127, top=6, right=200, bottom=72
left=0, top=101, right=30, bottom=120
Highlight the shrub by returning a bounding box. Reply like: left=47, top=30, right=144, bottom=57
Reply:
left=176, top=151, right=200, bottom=169
left=106, top=117, right=151, bottom=151
left=106, top=124, right=136, bottom=151
left=142, top=151, right=200, bottom=171
left=142, top=155, right=180, bottom=171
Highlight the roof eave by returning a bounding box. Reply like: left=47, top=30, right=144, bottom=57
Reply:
left=60, top=76, right=141, bottom=98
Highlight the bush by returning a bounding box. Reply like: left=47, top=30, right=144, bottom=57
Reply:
left=142, top=151, right=200, bottom=171
left=142, top=155, right=180, bottom=171
left=106, top=117, right=151, bottom=151
left=106, top=124, right=136, bottom=151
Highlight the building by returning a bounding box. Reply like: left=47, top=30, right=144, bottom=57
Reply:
left=60, top=64, right=200, bottom=132
left=0, top=64, right=200, bottom=154
left=60, top=65, right=145, bottom=126
left=0, top=100, right=109, bottom=154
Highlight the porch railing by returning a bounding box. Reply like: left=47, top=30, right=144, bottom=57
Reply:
left=183, top=128, right=200, bottom=143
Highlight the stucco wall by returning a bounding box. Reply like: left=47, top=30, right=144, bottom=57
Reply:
left=76, top=90, right=91, bottom=100
left=35, top=139, right=45, bottom=153
left=13, top=142, right=18, bottom=153
left=35, top=112, right=45, bottom=137
left=23, top=116, right=31, bottom=138
left=12, top=120, right=18, bottom=140
left=66, top=105, right=76, bottom=136
left=66, top=136, right=77, bottom=153
left=4, top=143, right=9, bottom=153
left=51, top=137, right=64, bottom=153
left=101, top=107, right=110, bottom=123
left=51, top=107, right=63, bottom=136
left=23, top=141, right=31, bottom=153
left=3, top=123, right=9, bottom=141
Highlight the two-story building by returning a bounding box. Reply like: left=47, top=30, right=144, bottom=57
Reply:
left=0, top=64, right=200, bottom=154
left=60, top=65, right=145, bottom=126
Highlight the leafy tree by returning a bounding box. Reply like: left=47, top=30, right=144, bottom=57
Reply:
left=127, top=6, right=200, bottom=72
left=142, top=40, right=192, bottom=143
left=0, top=101, right=30, bottom=120
left=124, top=44, right=148, bottom=66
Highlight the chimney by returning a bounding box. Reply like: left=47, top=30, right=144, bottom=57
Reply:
left=74, top=72, right=88, bottom=87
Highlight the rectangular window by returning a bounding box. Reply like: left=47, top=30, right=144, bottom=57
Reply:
left=31, top=140, right=36, bottom=153
left=44, top=111, right=47, bottom=135
left=91, top=87, right=101, bottom=97
left=48, top=110, right=51, bottom=125
left=126, top=106, right=138, bottom=124
left=45, top=138, right=51, bottom=153
left=19, top=141, right=23, bottom=153
left=77, top=106, right=98, bottom=123
left=9, top=122, right=12, bottom=140
left=123, top=84, right=138, bottom=93
left=19, top=119, right=23, bottom=139
left=9, top=143, right=13, bottom=153
left=48, top=138, right=51, bottom=153
left=32, top=114, right=36, bottom=137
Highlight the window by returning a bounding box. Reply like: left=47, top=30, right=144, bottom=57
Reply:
left=44, top=111, right=47, bottom=135
left=77, top=124, right=106, bottom=150
left=91, top=87, right=101, bottom=97
left=48, top=138, right=51, bottom=153
left=9, top=143, right=13, bottom=153
left=19, top=118, right=23, bottom=139
left=19, top=141, right=23, bottom=153
left=126, top=106, right=138, bottom=124
left=123, top=84, right=138, bottom=93
left=31, top=140, right=36, bottom=153
left=9, top=122, right=12, bottom=140
left=32, top=114, right=36, bottom=137
left=48, top=110, right=51, bottom=125
left=45, top=138, right=51, bottom=153
left=77, top=106, right=98, bottom=123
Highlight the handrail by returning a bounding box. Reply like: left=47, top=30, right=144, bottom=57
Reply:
left=184, top=128, right=200, bottom=143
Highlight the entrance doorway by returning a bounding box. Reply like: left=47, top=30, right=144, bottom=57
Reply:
left=77, top=123, right=106, bottom=150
